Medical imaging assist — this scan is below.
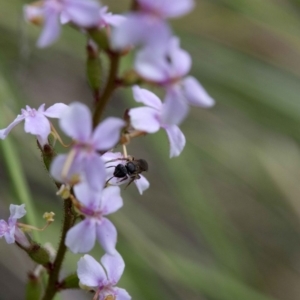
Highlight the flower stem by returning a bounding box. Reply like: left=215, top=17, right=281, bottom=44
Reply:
left=42, top=198, right=75, bottom=300
left=93, top=52, right=120, bottom=128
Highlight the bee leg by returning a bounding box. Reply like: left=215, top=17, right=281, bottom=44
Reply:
left=105, top=158, right=129, bottom=164
left=118, top=176, right=129, bottom=183
left=124, top=178, right=135, bottom=189
left=105, top=176, right=115, bottom=187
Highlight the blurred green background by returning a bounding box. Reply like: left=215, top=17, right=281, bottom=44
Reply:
left=2, top=0, right=300, bottom=299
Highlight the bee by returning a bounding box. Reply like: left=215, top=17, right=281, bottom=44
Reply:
left=106, top=156, right=148, bottom=188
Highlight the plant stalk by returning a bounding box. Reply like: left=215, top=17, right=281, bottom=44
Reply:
left=93, top=52, right=120, bottom=128
left=42, top=198, right=75, bottom=300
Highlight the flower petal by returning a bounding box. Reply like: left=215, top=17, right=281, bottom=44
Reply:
left=63, top=0, right=101, bottom=27
left=4, top=227, right=15, bottom=244
left=164, top=125, right=186, bottom=157
left=92, top=117, right=125, bottom=151
left=9, top=204, right=26, bottom=220
left=102, top=14, right=126, bottom=28
left=135, top=46, right=170, bottom=82
left=50, top=154, right=67, bottom=182
left=74, top=183, right=101, bottom=210
left=0, top=115, right=25, bottom=139
left=96, top=218, right=117, bottom=255
left=51, top=152, right=89, bottom=187
left=181, top=76, right=215, bottom=107
left=137, top=0, right=194, bottom=18
left=99, top=6, right=126, bottom=28
left=37, top=7, right=61, bottom=48
left=0, top=220, right=8, bottom=237
left=83, top=154, right=106, bottom=192
left=167, top=37, right=191, bottom=77
left=65, top=219, right=96, bottom=253
left=111, top=13, right=171, bottom=51
left=60, top=11, right=70, bottom=24
left=129, top=107, right=160, bottom=133
left=135, top=37, right=191, bottom=81
left=43, top=103, right=69, bottom=118
left=77, top=254, right=106, bottom=287
left=100, top=186, right=123, bottom=215
left=134, top=175, right=150, bottom=195
left=102, top=151, right=123, bottom=163
left=115, top=288, right=132, bottom=300
left=37, top=104, right=46, bottom=113
left=59, top=102, right=92, bottom=142
left=50, top=154, right=71, bottom=182
left=161, top=89, right=189, bottom=126
left=24, top=112, right=51, bottom=144
left=132, top=86, right=162, bottom=110
left=101, top=251, right=125, bottom=284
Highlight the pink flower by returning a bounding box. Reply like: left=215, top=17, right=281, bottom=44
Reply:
left=0, top=204, right=29, bottom=247
left=135, top=37, right=215, bottom=109
left=77, top=252, right=131, bottom=300
left=24, top=0, right=101, bottom=48
left=0, top=103, right=68, bottom=146
left=50, top=102, right=125, bottom=191
left=65, top=185, right=122, bottom=254
left=111, top=0, right=194, bottom=50
left=129, top=86, right=187, bottom=157
left=111, top=13, right=171, bottom=52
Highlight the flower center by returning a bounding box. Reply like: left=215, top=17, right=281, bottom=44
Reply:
left=74, top=141, right=95, bottom=154
left=22, top=106, right=37, bottom=118
left=80, top=206, right=103, bottom=221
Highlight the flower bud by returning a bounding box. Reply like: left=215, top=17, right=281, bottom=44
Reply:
left=27, top=242, right=51, bottom=266
left=61, top=273, right=80, bottom=289
left=14, top=228, right=31, bottom=249
left=88, top=29, right=110, bottom=51
left=86, top=42, right=103, bottom=93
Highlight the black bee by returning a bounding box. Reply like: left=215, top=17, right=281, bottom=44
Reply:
left=106, top=157, right=148, bottom=188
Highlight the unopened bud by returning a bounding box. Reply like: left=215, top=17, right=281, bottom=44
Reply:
left=86, top=42, right=103, bottom=92
left=121, top=70, right=141, bottom=86
left=28, top=242, right=51, bottom=265
left=88, top=29, right=109, bottom=51
left=15, top=228, right=31, bottom=249
left=61, top=273, right=79, bottom=289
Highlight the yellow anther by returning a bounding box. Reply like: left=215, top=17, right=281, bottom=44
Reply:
left=104, top=295, right=116, bottom=300
left=43, top=212, right=55, bottom=223
left=56, top=184, right=71, bottom=199
left=70, top=174, right=81, bottom=186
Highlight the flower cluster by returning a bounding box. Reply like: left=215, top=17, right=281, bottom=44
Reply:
left=0, top=0, right=215, bottom=299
